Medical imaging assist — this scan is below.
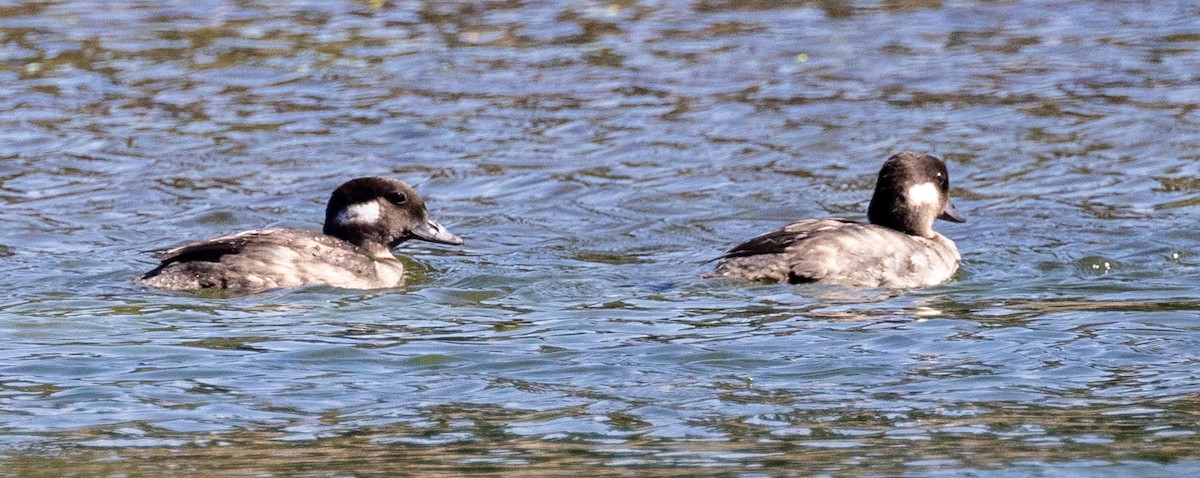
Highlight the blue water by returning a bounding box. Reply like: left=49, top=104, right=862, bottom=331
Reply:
left=2, top=0, right=1200, bottom=475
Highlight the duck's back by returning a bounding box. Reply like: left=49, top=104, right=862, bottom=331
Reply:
left=136, top=229, right=404, bottom=291
left=713, top=219, right=960, bottom=288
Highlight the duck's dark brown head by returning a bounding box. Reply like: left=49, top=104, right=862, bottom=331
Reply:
left=867, top=151, right=965, bottom=238
left=323, top=177, right=462, bottom=256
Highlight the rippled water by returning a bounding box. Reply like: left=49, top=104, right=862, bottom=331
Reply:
left=2, top=0, right=1200, bottom=475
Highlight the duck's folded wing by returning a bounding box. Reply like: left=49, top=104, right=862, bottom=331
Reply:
left=717, top=218, right=857, bottom=260
left=154, top=229, right=292, bottom=265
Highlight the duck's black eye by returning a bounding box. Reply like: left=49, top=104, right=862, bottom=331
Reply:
left=385, top=192, right=407, bottom=205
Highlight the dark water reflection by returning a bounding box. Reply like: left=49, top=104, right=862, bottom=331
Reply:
left=2, top=0, right=1200, bottom=475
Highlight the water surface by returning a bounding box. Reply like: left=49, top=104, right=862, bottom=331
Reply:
left=2, top=0, right=1200, bottom=475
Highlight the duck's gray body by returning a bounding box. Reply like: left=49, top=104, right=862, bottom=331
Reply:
left=136, top=229, right=406, bottom=290
left=137, top=177, right=462, bottom=292
left=712, top=151, right=965, bottom=289
left=712, top=218, right=960, bottom=288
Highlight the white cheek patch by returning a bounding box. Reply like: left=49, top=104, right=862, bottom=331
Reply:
left=906, top=182, right=942, bottom=208
left=335, top=201, right=381, bottom=225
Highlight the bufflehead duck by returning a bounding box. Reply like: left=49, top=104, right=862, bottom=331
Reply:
left=137, top=177, right=463, bottom=291
left=711, top=151, right=965, bottom=288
